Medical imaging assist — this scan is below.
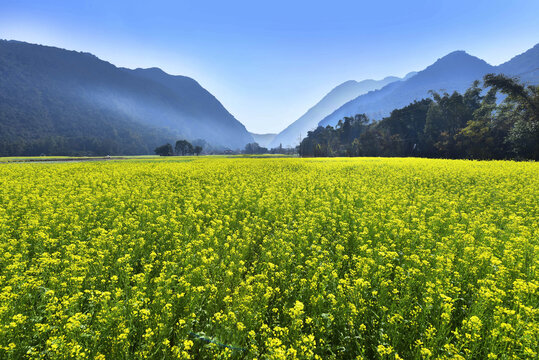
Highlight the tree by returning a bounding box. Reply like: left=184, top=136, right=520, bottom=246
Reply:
left=297, top=77, right=535, bottom=160
left=175, top=140, right=194, bottom=156
left=244, top=142, right=268, bottom=154
left=484, top=73, right=539, bottom=159
left=154, top=143, right=173, bottom=156
left=191, top=139, right=211, bottom=153
left=194, top=145, right=203, bottom=156
left=455, top=88, right=498, bottom=159
left=423, top=86, right=481, bottom=158
left=484, top=74, right=537, bottom=114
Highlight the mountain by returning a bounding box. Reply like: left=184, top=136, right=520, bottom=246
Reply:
left=0, top=40, right=253, bottom=156
left=124, top=67, right=253, bottom=147
left=318, top=51, right=494, bottom=127
left=250, top=132, right=277, bottom=147
left=318, top=45, right=539, bottom=128
left=402, top=71, right=419, bottom=80
left=497, top=43, right=539, bottom=83
left=268, top=75, right=412, bottom=148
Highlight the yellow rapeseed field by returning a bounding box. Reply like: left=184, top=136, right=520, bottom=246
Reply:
left=0, top=157, right=537, bottom=359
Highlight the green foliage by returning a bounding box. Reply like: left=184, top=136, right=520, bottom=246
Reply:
left=484, top=74, right=539, bottom=158
left=155, top=143, right=174, bottom=156
left=175, top=140, right=194, bottom=156
left=300, top=76, right=539, bottom=160
left=243, top=142, right=268, bottom=154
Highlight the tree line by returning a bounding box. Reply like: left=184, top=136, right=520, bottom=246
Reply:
left=299, top=74, right=539, bottom=160
left=155, top=139, right=297, bottom=156
left=155, top=140, right=203, bottom=156
left=243, top=142, right=296, bottom=155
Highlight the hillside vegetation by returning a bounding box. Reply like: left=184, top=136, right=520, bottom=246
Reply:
left=300, top=75, right=539, bottom=160
left=0, top=40, right=253, bottom=156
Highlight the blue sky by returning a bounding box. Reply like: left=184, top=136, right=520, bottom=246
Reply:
left=1, top=1, right=538, bottom=133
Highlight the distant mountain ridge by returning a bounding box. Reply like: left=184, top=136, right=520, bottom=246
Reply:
left=0, top=40, right=253, bottom=155
left=2, top=40, right=538, bottom=156
left=124, top=67, right=252, bottom=146
left=250, top=132, right=277, bottom=147
left=269, top=74, right=416, bottom=148
left=318, top=44, right=539, bottom=128
left=497, top=43, right=539, bottom=76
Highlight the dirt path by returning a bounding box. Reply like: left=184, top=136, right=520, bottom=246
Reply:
left=1, top=157, right=128, bottom=163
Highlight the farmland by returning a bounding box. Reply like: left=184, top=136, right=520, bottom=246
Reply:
left=0, top=157, right=537, bottom=359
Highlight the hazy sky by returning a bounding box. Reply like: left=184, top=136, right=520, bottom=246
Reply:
left=1, top=1, right=538, bottom=133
